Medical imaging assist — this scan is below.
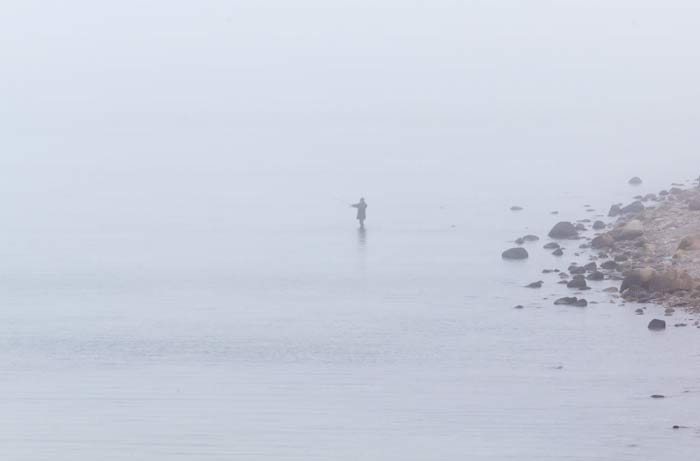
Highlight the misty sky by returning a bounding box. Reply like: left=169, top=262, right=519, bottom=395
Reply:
left=2, top=1, right=700, bottom=231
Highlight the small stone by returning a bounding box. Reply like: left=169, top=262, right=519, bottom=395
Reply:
left=648, top=319, right=666, bottom=331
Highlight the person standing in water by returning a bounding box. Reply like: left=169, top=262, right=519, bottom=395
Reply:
left=351, top=198, right=367, bottom=228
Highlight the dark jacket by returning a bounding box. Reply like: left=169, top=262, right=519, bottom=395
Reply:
left=352, top=201, right=367, bottom=220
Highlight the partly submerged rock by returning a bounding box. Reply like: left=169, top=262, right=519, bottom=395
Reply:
left=611, top=219, right=644, bottom=241
left=548, top=222, right=579, bottom=239
left=567, top=275, right=588, bottom=289
left=543, top=242, right=560, bottom=250
left=648, top=319, right=666, bottom=331
left=526, top=281, right=543, bottom=288
left=621, top=201, right=645, bottom=214
left=629, top=177, right=643, bottom=185
left=510, top=206, right=523, bottom=211
left=502, top=247, right=529, bottom=260
left=591, top=233, right=615, bottom=249
left=593, top=220, right=606, bottom=230
left=608, top=204, right=622, bottom=217
left=552, top=248, right=564, bottom=256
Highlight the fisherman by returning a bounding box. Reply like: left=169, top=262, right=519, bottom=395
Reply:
left=351, top=198, right=367, bottom=228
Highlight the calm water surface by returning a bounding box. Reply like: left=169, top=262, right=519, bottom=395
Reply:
left=1, top=156, right=699, bottom=460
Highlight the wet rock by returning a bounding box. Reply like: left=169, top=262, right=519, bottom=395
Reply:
left=502, top=248, right=529, bottom=260
left=548, top=222, right=579, bottom=239
left=647, top=319, right=666, bottom=331
left=587, top=271, right=605, bottom=281
left=648, top=269, right=694, bottom=293
left=522, top=234, right=539, bottom=242
left=650, top=394, right=665, bottom=399
left=591, top=233, right=615, bottom=249
left=526, top=281, right=543, bottom=289
left=611, top=219, right=644, bottom=241
left=608, top=204, right=622, bottom=217
left=677, top=235, right=700, bottom=251
left=635, top=308, right=644, bottom=315
left=621, top=267, right=656, bottom=292
left=659, top=190, right=669, bottom=196
left=621, top=201, right=645, bottom=214
left=583, top=262, right=597, bottom=272
left=574, top=298, right=588, bottom=307
left=670, top=187, right=683, bottom=194
left=514, top=305, right=524, bottom=309
left=510, top=206, right=523, bottom=211
left=554, top=296, right=585, bottom=306
left=643, top=193, right=657, bottom=202
left=569, top=265, right=586, bottom=275
left=543, top=242, right=560, bottom=249
left=593, top=220, right=606, bottom=230
left=574, top=223, right=587, bottom=231
left=567, top=275, right=588, bottom=289
left=603, top=286, right=619, bottom=293
left=515, top=237, right=525, bottom=245
left=552, top=248, right=564, bottom=256
left=629, top=177, right=643, bottom=185
left=689, top=198, right=700, bottom=211
left=601, top=260, right=619, bottom=270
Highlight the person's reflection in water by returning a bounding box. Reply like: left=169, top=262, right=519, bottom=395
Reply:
left=357, top=227, right=367, bottom=248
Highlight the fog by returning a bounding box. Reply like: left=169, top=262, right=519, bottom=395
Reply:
left=2, top=3, right=700, bottom=459
left=4, top=1, right=700, bottom=232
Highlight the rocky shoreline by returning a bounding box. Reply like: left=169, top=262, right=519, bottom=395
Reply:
left=504, top=176, right=700, bottom=329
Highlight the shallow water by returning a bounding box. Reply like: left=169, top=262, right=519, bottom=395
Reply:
left=1, top=154, right=699, bottom=460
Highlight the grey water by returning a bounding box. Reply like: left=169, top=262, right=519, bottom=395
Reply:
left=1, top=153, right=700, bottom=460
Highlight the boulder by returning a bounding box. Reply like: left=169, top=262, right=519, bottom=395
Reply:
left=629, top=177, right=643, bottom=185
left=678, top=235, right=700, bottom=251
left=591, top=233, right=615, bottom=249
left=621, top=267, right=656, bottom=292
left=552, top=248, right=564, bottom=256
left=583, top=262, right=597, bottom=272
left=648, top=269, right=694, bottom=293
left=648, top=319, right=666, bottom=331
left=611, top=220, right=644, bottom=241
left=587, top=271, right=605, bottom=281
left=621, top=201, right=645, bottom=214
left=567, top=275, right=588, bottom=289
left=600, top=260, right=619, bottom=270
left=574, top=298, right=588, bottom=307
left=543, top=242, right=560, bottom=249
left=554, top=297, right=578, bottom=305
left=574, top=223, right=587, bottom=231
left=522, top=234, right=539, bottom=242
left=526, top=281, right=543, bottom=289
left=608, top=204, right=622, bottom=217
left=548, top=222, right=579, bottom=239
left=502, top=247, right=529, bottom=260
left=510, top=206, right=523, bottom=211
left=592, top=220, right=606, bottom=230
left=569, top=265, right=586, bottom=275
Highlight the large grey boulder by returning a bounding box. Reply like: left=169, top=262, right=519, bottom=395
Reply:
left=621, top=201, right=645, bottom=214
left=502, top=247, right=529, bottom=260
left=591, top=233, right=615, bottom=249
left=608, top=204, right=622, bottom=217
left=611, top=220, right=644, bottom=241
left=548, top=222, right=578, bottom=239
